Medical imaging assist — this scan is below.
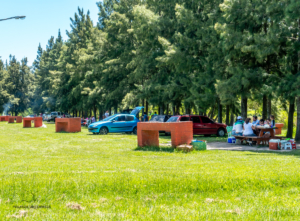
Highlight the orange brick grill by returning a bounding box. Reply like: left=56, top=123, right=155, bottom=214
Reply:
left=0, top=116, right=6, bottom=121
left=8, top=116, right=23, bottom=123
left=137, top=122, right=193, bottom=147
left=275, top=123, right=284, bottom=135
left=55, top=118, right=81, bottom=133
left=23, top=117, right=43, bottom=128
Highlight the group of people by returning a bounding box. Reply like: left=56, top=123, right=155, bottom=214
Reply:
left=232, top=115, right=276, bottom=136
left=81, top=116, right=96, bottom=126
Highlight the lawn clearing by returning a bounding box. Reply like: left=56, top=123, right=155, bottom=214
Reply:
left=1, top=122, right=300, bottom=220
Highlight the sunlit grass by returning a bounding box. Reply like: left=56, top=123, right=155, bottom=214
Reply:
left=0, top=122, right=300, bottom=220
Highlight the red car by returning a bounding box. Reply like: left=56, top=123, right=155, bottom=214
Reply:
left=167, top=115, right=227, bottom=136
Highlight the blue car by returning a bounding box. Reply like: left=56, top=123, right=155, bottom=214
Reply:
left=88, top=107, right=143, bottom=135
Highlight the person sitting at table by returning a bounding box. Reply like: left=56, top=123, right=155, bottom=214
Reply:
left=232, top=116, right=244, bottom=136
left=270, top=115, right=275, bottom=128
left=265, top=118, right=271, bottom=127
left=252, top=115, right=259, bottom=126
left=252, top=119, right=265, bottom=135
left=243, top=118, right=256, bottom=136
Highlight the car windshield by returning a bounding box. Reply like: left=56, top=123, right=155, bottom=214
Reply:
left=101, top=115, right=117, bottom=121
left=167, top=117, right=179, bottom=122
left=51, top=112, right=57, bottom=115
left=150, top=115, right=166, bottom=122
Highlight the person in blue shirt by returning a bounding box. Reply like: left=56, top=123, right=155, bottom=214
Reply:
left=252, top=115, right=259, bottom=126
left=270, top=115, right=276, bottom=127
left=143, top=112, right=149, bottom=122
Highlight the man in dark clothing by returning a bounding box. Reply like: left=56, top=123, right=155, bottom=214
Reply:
left=143, top=112, right=148, bottom=122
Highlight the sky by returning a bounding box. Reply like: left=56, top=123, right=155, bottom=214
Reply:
left=0, top=0, right=100, bottom=66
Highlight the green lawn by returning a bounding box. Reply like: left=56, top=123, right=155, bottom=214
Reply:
left=1, top=122, right=300, bottom=220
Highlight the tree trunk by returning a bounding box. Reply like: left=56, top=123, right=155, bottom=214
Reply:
left=166, top=103, right=169, bottom=115
left=262, top=95, right=267, bottom=119
left=226, top=105, right=230, bottom=125
left=267, top=97, right=272, bottom=117
left=142, top=99, right=145, bottom=115
left=230, top=106, right=234, bottom=126
left=218, top=99, right=222, bottom=123
left=185, top=105, right=189, bottom=114
left=296, top=18, right=300, bottom=142
left=286, top=100, right=295, bottom=139
left=241, top=96, right=247, bottom=120
left=93, top=105, right=97, bottom=120
left=160, top=105, right=164, bottom=115
left=172, top=105, right=176, bottom=116
left=176, top=104, right=181, bottom=115
left=296, top=97, right=300, bottom=142
left=210, top=104, right=216, bottom=119
left=145, top=101, right=149, bottom=114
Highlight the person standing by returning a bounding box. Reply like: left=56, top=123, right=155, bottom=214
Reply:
left=105, top=110, right=109, bottom=119
left=92, top=116, right=95, bottom=123
left=143, top=112, right=148, bottom=122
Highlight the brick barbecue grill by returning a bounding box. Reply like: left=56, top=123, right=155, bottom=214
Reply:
left=23, top=117, right=43, bottom=128
left=137, top=122, right=193, bottom=147
left=8, top=116, right=23, bottom=123
left=55, top=118, right=81, bottom=133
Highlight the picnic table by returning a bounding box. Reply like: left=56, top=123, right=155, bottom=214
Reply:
left=234, top=127, right=282, bottom=146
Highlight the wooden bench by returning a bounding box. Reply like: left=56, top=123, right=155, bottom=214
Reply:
left=234, top=127, right=284, bottom=146
left=234, top=136, right=283, bottom=146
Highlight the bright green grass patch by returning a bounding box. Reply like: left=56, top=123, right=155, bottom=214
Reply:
left=0, top=122, right=300, bottom=220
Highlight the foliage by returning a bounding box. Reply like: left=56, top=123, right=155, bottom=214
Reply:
left=1, top=0, right=300, bottom=138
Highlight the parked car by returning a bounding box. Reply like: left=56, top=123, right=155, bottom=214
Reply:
left=149, top=115, right=172, bottom=134
left=88, top=107, right=143, bottom=135
left=25, top=115, right=35, bottom=118
left=166, top=115, right=227, bottom=137
left=149, top=115, right=172, bottom=122
left=47, top=112, right=70, bottom=122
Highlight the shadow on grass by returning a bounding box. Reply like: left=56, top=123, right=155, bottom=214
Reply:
left=134, top=146, right=175, bottom=153
left=245, top=149, right=300, bottom=156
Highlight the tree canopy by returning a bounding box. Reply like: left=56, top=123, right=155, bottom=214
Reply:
left=1, top=0, right=300, bottom=140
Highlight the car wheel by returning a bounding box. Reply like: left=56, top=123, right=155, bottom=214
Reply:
left=133, top=127, right=137, bottom=135
left=100, top=127, right=108, bottom=135
left=217, top=128, right=226, bottom=137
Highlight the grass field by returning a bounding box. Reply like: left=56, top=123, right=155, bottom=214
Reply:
left=1, top=122, right=300, bottom=220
